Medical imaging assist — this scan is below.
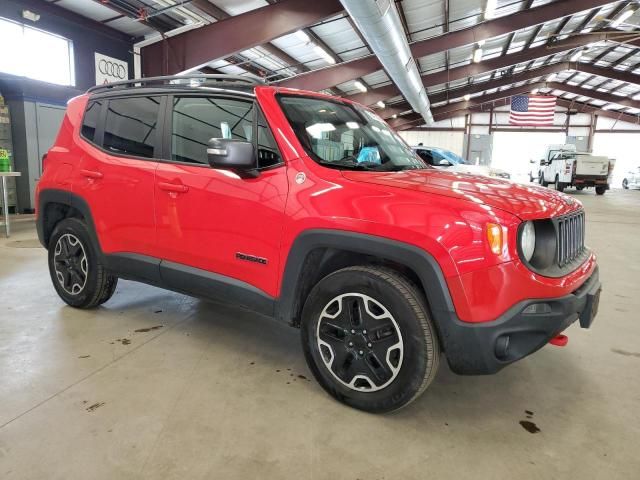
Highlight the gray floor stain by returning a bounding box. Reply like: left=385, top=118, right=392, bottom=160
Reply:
left=611, top=348, right=640, bottom=358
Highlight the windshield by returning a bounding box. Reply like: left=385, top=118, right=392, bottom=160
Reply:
left=430, top=148, right=468, bottom=165
left=278, top=95, right=427, bottom=172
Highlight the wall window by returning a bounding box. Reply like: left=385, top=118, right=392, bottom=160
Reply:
left=103, top=97, right=160, bottom=158
left=0, top=17, right=75, bottom=86
left=171, top=97, right=254, bottom=165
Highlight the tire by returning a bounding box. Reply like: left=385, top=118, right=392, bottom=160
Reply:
left=623, top=179, right=629, bottom=189
left=555, top=176, right=565, bottom=193
left=576, top=186, right=585, bottom=191
left=301, top=265, right=440, bottom=413
left=539, top=173, right=548, bottom=187
left=48, top=218, right=118, bottom=308
left=595, top=186, right=606, bottom=195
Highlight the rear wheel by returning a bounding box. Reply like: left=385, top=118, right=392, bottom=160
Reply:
left=48, top=218, right=118, bottom=308
left=576, top=185, right=585, bottom=191
left=539, top=173, right=548, bottom=187
left=595, top=186, right=607, bottom=195
left=301, top=266, right=440, bottom=413
left=555, top=176, right=565, bottom=193
left=623, top=179, right=629, bottom=189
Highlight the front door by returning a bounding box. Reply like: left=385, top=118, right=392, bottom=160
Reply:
left=154, top=94, right=288, bottom=298
left=75, top=95, right=161, bottom=256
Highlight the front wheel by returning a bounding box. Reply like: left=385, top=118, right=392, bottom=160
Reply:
left=301, top=266, right=440, bottom=413
left=48, top=218, right=118, bottom=308
left=595, top=186, right=607, bottom=195
left=555, top=177, right=565, bottom=193
left=623, top=179, right=629, bottom=189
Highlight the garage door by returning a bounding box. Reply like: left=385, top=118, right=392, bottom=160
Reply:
left=492, top=131, right=565, bottom=183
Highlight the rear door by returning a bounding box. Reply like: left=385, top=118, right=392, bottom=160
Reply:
left=74, top=94, right=162, bottom=256
left=153, top=93, right=288, bottom=298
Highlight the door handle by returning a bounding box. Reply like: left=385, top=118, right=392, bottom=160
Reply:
left=158, top=182, right=189, bottom=193
left=81, top=169, right=103, bottom=179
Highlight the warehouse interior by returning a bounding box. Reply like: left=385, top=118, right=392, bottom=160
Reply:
left=1, top=0, right=639, bottom=478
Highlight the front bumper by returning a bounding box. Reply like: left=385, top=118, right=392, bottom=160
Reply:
left=435, top=267, right=601, bottom=375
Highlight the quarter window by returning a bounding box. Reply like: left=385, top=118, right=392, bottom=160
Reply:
left=171, top=97, right=254, bottom=165
left=81, top=101, right=101, bottom=143
left=257, top=109, right=281, bottom=168
left=103, top=97, right=160, bottom=159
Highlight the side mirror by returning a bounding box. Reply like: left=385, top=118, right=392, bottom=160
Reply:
left=207, top=138, right=258, bottom=177
left=438, top=159, right=452, bottom=166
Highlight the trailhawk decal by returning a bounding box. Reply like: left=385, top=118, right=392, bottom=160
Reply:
left=235, top=252, right=268, bottom=265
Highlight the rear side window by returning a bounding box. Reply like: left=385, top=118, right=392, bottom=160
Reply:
left=171, top=96, right=254, bottom=165
left=81, top=101, right=101, bottom=143
left=103, top=97, right=160, bottom=158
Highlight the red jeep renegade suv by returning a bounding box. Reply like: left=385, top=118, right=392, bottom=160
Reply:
left=36, top=75, right=601, bottom=412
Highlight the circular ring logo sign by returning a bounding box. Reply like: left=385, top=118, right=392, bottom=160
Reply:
left=98, top=59, right=126, bottom=80
left=95, top=53, right=128, bottom=85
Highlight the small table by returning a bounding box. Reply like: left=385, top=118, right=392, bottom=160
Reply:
left=1, top=171, right=21, bottom=237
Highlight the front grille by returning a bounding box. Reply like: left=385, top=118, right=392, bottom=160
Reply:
left=556, top=210, right=585, bottom=267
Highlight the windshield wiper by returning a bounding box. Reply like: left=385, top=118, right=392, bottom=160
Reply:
left=317, top=160, right=373, bottom=171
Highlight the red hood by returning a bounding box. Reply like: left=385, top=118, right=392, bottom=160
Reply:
left=341, top=169, right=581, bottom=220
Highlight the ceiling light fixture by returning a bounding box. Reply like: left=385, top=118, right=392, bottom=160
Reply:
left=570, top=50, right=584, bottom=62
left=295, top=30, right=310, bottom=43
left=354, top=81, right=367, bottom=93
left=22, top=9, right=40, bottom=22
left=611, top=8, right=636, bottom=28
left=531, top=88, right=539, bottom=94
left=473, top=48, right=483, bottom=63
left=313, top=45, right=336, bottom=65
left=464, top=94, right=471, bottom=101
left=376, top=101, right=386, bottom=108
left=547, top=73, right=557, bottom=82
left=392, top=114, right=398, bottom=119
left=484, top=0, right=497, bottom=20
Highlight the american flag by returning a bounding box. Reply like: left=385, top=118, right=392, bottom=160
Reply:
left=509, top=95, right=556, bottom=126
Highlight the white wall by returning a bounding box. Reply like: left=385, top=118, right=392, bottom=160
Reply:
left=399, top=130, right=465, bottom=155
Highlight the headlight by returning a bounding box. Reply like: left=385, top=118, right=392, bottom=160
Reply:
left=520, top=221, right=536, bottom=262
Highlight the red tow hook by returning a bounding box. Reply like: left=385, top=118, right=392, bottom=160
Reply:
left=549, top=334, right=568, bottom=347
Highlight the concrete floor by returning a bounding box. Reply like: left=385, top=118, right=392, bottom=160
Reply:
left=1, top=189, right=639, bottom=480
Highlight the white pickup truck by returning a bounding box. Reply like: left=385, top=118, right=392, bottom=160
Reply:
left=540, top=145, right=614, bottom=195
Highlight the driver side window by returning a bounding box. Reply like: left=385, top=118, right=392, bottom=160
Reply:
left=169, top=96, right=281, bottom=168
left=416, top=149, right=435, bottom=165
left=171, top=96, right=253, bottom=165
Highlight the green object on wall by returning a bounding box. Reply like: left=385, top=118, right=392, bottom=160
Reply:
left=0, top=148, right=11, bottom=172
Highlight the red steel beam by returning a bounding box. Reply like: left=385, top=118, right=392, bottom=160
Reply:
left=381, top=63, right=572, bottom=119
left=393, top=85, right=640, bottom=130
left=382, top=62, right=640, bottom=120
left=141, top=0, right=343, bottom=76
left=276, top=0, right=617, bottom=91
left=556, top=99, right=640, bottom=125
left=190, top=0, right=306, bottom=73
left=389, top=82, right=546, bottom=129
left=547, top=82, right=640, bottom=109
left=348, top=30, right=640, bottom=106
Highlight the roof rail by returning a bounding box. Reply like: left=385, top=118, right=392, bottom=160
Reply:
left=87, top=74, right=264, bottom=94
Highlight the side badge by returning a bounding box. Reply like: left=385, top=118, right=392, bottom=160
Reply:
left=236, top=252, right=268, bottom=265
left=295, top=172, right=306, bottom=185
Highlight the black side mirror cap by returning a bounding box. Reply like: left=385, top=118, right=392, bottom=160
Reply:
left=207, top=138, right=258, bottom=177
